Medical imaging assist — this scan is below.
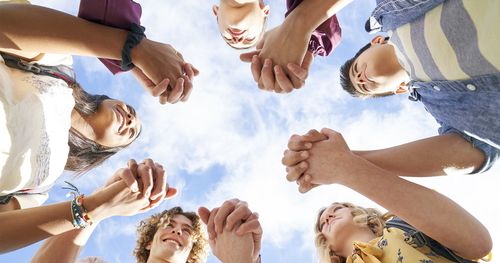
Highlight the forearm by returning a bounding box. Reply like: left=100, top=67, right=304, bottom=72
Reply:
left=286, top=0, right=352, bottom=34
left=0, top=201, right=76, bottom=253
left=31, top=224, right=98, bottom=263
left=339, top=158, right=491, bottom=259
left=353, top=134, right=485, bottom=177
left=0, top=193, right=106, bottom=253
left=0, top=4, right=126, bottom=59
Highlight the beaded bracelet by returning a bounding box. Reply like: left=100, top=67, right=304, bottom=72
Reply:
left=120, top=23, right=146, bottom=71
left=64, top=181, right=93, bottom=229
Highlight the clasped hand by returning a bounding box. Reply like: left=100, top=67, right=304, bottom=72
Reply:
left=132, top=39, right=199, bottom=104
left=240, top=20, right=313, bottom=94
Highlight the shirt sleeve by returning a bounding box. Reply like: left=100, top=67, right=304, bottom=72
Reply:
left=13, top=193, right=48, bottom=209
left=439, top=126, right=500, bottom=174
left=77, top=0, right=142, bottom=74
left=285, top=0, right=342, bottom=56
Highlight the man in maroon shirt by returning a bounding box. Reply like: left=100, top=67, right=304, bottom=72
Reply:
left=214, top=0, right=343, bottom=93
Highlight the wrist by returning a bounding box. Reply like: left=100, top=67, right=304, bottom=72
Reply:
left=121, top=23, right=146, bottom=71
left=84, top=192, right=110, bottom=222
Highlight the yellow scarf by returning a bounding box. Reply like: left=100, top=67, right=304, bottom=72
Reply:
left=346, top=228, right=464, bottom=263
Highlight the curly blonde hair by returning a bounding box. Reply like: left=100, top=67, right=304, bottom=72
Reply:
left=134, top=207, right=209, bottom=263
left=314, top=202, right=394, bottom=263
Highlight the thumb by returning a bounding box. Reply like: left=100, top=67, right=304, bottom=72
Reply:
left=165, top=187, right=178, bottom=199
left=198, top=207, right=211, bottom=225
left=240, top=50, right=260, bottom=62
left=256, top=36, right=265, bottom=49
left=321, top=128, right=340, bottom=139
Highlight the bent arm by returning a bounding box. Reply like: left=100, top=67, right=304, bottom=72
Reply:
left=339, top=156, right=492, bottom=259
left=31, top=225, right=97, bottom=263
left=0, top=189, right=113, bottom=254
left=354, top=133, right=485, bottom=177
left=0, top=4, right=126, bottom=59
left=285, top=0, right=352, bottom=37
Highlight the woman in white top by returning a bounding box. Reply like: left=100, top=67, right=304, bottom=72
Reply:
left=0, top=1, right=184, bottom=253
left=0, top=52, right=141, bottom=209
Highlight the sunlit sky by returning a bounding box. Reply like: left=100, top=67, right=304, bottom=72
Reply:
left=2, top=1, right=499, bottom=263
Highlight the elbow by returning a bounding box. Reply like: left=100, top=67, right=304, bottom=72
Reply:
left=460, top=233, right=492, bottom=260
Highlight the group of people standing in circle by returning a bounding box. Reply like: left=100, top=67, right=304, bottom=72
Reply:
left=1, top=0, right=499, bottom=262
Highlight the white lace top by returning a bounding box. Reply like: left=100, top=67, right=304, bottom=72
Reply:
left=0, top=54, right=75, bottom=208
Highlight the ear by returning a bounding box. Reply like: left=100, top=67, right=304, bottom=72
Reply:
left=370, top=35, right=387, bottom=46
left=212, top=5, right=219, bottom=16
left=146, top=242, right=152, bottom=251
left=394, top=83, right=408, bottom=94
left=261, top=4, right=270, bottom=16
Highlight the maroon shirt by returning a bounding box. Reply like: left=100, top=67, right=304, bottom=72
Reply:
left=78, top=0, right=341, bottom=74
left=78, top=0, right=142, bottom=74
left=286, top=0, right=342, bottom=56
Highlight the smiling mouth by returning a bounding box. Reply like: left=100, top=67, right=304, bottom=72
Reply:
left=228, top=28, right=245, bottom=37
left=162, top=238, right=182, bottom=247
left=114, top=105, right=126, bottom=134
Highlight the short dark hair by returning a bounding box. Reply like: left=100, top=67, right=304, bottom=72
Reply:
left=65, top=83, right=140, bottom=174
left=340, top=37, right=393, bottom=98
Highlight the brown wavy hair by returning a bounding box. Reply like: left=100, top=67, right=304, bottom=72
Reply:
left=314, top=202, right=394, bottom=263
left=134, top=207, right=208, bottom=263
left=65, top=83, right=140, bottom=174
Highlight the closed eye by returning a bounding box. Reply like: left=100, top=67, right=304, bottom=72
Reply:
left=129, top=128, right=135, bottom=139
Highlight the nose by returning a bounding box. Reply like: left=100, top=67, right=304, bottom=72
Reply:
left=231, top=35, right=244, bottom=43
left=171, top=228, right=182, bottom=236
left=125, top=112, right=135, bottom=127
left=355, top=72, right=365, bottom=84
left=325, top=214, right=334, bottom=224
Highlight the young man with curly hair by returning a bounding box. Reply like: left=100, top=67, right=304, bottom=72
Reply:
left=32, top=198, right=262, bottom=263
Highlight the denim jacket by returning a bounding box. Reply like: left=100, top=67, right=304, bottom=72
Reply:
left=366, top=0, right=446, bottom=33
left=367, top=0, right=500, bottom=172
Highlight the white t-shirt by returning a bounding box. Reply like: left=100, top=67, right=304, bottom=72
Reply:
left=0, top=53, right=75, bottom=208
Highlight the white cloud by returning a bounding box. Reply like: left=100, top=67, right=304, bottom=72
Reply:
left=5, top=1, right=498, bottom=263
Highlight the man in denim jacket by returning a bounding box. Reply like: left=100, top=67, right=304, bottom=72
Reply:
left=283, top=0, right=499, bottom=186
left=333, top=0, right=499, bottom=175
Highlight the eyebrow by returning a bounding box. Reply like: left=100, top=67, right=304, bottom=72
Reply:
left=171, top=219, right=194, bottom=230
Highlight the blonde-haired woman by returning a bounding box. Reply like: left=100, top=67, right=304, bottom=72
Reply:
left=282, top=128, right=492, bottom=262
left=314, top=202, right=493, bottom=263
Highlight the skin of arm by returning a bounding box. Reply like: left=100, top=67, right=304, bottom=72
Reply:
left=302, top=128, right=492, bottom=259
left=0, top=4, right=126, bottom=60
left=241, top=0, right=353, bottom=93
left=353, top=133, right=486, bottom=176
left=29, top=160, right=173, bottom=262
left=0, top=4, right=196, bottom=104
left=283, top=130, right=485, bottom=178
left=0, top=160, right=165, bottom=254
left=31, top=225, right=97, bottom=263
left=0, top=180, right=147, bottom=253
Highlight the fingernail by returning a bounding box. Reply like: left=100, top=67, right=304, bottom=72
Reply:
left=274, top=65, right=279, bottom=73
left=131, top=186, right=139, bottom=192
left=301, top=151, right=308, bottom=158
left=300, top=162, right=307, bottom=168
left=305, top=143, right=312, bottom=148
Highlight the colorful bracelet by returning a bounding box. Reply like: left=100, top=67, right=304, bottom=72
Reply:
left=64, top=181, right=93, bottom=229
left=120, top=23, right=146, bottom=71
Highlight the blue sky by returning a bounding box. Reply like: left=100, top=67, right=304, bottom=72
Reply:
left=2, top=1, right=500, bottom=262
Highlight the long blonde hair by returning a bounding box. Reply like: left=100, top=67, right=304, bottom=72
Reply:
left=314, top=202, right=393, bottom=263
